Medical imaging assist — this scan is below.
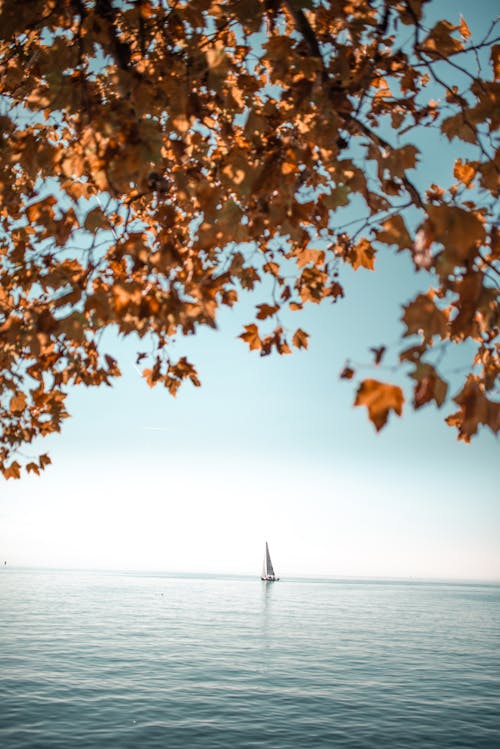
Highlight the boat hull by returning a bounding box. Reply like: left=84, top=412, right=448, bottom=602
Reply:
left=261, top=576, right=279, bottom=582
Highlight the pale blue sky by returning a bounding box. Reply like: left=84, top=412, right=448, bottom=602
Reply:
left=0, top=0, right=498, bottom=579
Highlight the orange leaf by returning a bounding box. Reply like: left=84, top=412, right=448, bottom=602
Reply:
left=453, top=159, right=476, bottom=187
left=340, top=366, right=355, bottom=380
left=411, top=364, right=448, bottom=409
left=426, top=205, right=485, bottom=263
left=239, top=323, right=261, bottom=351
left=441, top=112, right=476, bottom=144
left=402, top=293, right=449, bottom=341
left=39, top=454, right=52, bottom=469
left=375, top=215, right=412, bottom=251
left=354, top=379, right=404, bottom=431
left=256, top=303, right=279, bottom=320
left=446, top=376, right=500, bottom=441
left=492, top=45, right=500, bottom=81
left=292, top=328, right=309, bottom=350
left=350, top=238, right=375, bottom=271
left=84, top=207, right=111, bottom=232
left=3, top=461, right=21, bottom=480
left=10, top=393, right=26, bottom=413
left=458, top=15, right=471, bottom=40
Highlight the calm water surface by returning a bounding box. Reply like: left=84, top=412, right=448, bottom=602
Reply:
left=0, top=569, right=499, bottom=748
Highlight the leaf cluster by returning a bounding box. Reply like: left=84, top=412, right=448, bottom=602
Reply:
left=0, top=0, right=498, bottom=476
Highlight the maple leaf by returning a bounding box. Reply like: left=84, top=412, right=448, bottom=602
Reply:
left=453, top=159, right=476, bottom=188
left=441, top=112, right=477, bottom=144
left=3, top=461, right=21, bottom=480
left=256, top=303, right=280, bottom=320
left=375, top=216, right=412, bottom=251
left=350, top=238, right=375, bottom=271
left=492, top=45, right=500, bottom=81
left=292, top=329, right=309, bottom=350
left=370, top=346, right=386, bottom=366
left=426, top=205, right=485, bottom=263
left=239, top=324, right=262, bottom=351
left=9, top=393, right=27, bottom=413
left=340, top=365, right=355, bottom=380
left=354, top=379, right=404, bottom=431
left=446, top=376, right=500, bottom=441
left=411, top=364, right=448, bottom=409
left=402, top=293, right=449, bottom=341
left=84, top=207, right=111, bottom=232
left=423, top=20, right=464, bottom=57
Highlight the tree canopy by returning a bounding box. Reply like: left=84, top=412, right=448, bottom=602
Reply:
left=0, top=0, right=499, bottom=478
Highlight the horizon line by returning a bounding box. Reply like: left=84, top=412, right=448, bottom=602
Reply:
left=3, top=564, right=500, bottom=585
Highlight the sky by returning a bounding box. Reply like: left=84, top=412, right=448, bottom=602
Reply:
left=0, top=0, right=499, bottom=581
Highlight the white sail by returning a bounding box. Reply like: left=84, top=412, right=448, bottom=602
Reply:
left=265, top=542, right=275, bottom=577
left=261, top=542, right=279, bottom=581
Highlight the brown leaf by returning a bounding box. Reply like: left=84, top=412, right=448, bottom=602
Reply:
left=340, top=365, right=355, bottom=380
left=370, top=346, right=386, bottom=366
left=38, top=454, right=52, bottom=469
left=10, top=393, right=26, bottom=413
left=402, top=293, right=449, bottom=341
left=375, top=215, right=412, bottom=251
left=453, top=159, right=476, bottom=187
left=458, top=16, right=471, bottom=39
left=3, top=461, right=21, bottom=480
left=446, top=376, right=500, bottom=441
left=492, top=45, right=500, bottom=81
left=411, top=364, right=448, bottom=409
left=354, top=379, right=404, bottom=431
left=84, top=207, right=111, bottom=232
left=441, top=112, right=477, bottom=144
left=350, top=238, right=375, bottom=271
left=256, top=303, right=279, bottom=320
left=423, top=20, right=464, bottom=57
left=239, top=323, right=261, bottom=351
left=426, top=205, right=485, bottom=263
left=292, top=328, right=309, bottom=350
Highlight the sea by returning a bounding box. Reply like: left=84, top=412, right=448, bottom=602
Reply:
left=0, top=569, right=499, bottom=748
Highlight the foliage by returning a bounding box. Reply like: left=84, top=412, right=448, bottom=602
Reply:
left=0, top=0, right=498, bottom=478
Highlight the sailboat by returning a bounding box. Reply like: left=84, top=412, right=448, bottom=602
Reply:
left=261, top=541, right=279, bottom=582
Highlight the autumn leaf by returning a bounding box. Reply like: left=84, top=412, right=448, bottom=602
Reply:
left=441, top=112, right=476, bottom=144
left=402, top=293, right=449, bottom=341
left=426, top=205, right=485, bottom=263
left=446, top=376, right=500, bottom=441
left=256, top=303, right=280, bottom=320
left=423, top=20, right=464, bottom=57
left=375, top=215, right=412, bottom=251
left=239, top=324, right=262, bottom=351
left=350, top=238, right=375, bottom=271
left=340, top=365, right=355, bottom=380
left=492, top=45, right=500, bottom=81
left=458, top=16, right=471, bottom=40
left=38, top=454, right=52, bottom=469
left=292, top=329, right=309, bottom=350
left=370, top=346, right=386, bottom=366
left=10, top=393, right=27, bottom=413
left=411, top=364, right=448, bottom=409
left=453, top=159, right=476, bottom=187
left=354, top=379, right=404, bottom=431
left=84, top=207, right=111, bottom=232
left=3, top=461, right=21, bottom=480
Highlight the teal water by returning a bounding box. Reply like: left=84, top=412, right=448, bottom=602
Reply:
left=0, top=569, right=499, bottom=748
